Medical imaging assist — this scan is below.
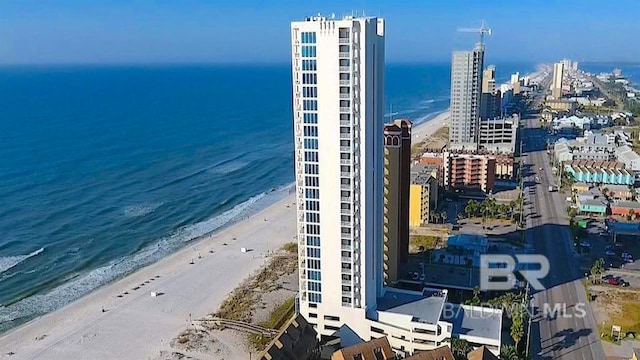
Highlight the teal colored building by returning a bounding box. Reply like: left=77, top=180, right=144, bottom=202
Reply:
left=576, top=197, right=608, bottom=215
left=565, top=165, right=634, bottom=186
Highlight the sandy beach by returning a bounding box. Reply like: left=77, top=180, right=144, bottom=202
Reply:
left=412, top=110, right=450, bottom=141
left=0, top=114, right=448, bottom=360
left=0, top=193, right=298, bottom=360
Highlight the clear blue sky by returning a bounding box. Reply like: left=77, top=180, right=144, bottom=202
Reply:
left=0, top=0, right=638, bottom=65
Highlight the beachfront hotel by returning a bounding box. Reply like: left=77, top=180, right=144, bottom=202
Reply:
left=382, top=119, right=412, bottom=286
left=552, top=61, right=564, bottom=99
left=291, top=13, right=386, bottom=337
left=449, top=44, right=485, bottom=151
left=291, top=14, right=502, bottom=357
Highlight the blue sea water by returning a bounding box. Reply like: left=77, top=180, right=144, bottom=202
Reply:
left=0, top=62, right=535, bottom=332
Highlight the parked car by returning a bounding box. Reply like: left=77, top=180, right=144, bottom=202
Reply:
left=608, top=277, right=620, bottom=285
left=411, top=272, right=419, bottom=280
left=602, top=274, right=614, bottom=281
left=605, top=250, right=616, bottom=257
left=419, top=273, right=426, bottom=281
left=580, top=241, right=591, bottom=248
left=621, top=281, right=630, bottom=287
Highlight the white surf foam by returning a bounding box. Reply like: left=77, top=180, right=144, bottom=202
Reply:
left=0, top=184, right=294, bottom=330
left=123, top=202, right=164, bottom=218
left=208, top=160, right=249, bottom=175
left=0, top=248, right=45, bottom=274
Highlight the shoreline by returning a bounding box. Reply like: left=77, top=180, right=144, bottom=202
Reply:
left=0, top=113, right=448, bottom=360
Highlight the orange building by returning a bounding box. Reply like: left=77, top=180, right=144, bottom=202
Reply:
left=443, top=151, right=496, bottom=193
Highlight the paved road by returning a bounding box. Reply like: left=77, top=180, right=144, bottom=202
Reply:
left=522, top=82, right=605, bottom=359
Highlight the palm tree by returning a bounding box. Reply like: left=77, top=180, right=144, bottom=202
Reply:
left=450, top=338, right=472, bottom=360
left=628, top=208, right=636, bottom=221
left=500, top=344, right=521, bottom=360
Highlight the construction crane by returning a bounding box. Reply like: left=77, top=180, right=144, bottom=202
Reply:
left=457, top=20, right=492, bottom=45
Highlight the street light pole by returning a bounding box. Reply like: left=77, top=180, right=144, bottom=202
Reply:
left=525, top=283, right=532, bottom=359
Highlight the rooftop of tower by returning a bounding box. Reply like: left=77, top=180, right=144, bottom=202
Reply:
left=302, top=13, right=379, bottom=22
left=377, top=288, right=448, bottom=325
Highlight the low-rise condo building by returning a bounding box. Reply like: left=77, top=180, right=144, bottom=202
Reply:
left=443, top=152, right=496, bottom=193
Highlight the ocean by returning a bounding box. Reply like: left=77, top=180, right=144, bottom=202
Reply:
left=0, top=62, right=535, bottom=332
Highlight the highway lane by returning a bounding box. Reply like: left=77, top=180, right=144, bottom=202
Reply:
left=522, top=107, right=605, bottom=359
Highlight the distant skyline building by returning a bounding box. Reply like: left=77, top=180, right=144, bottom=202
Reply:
left=449, top=44, right=485, bottom=151
left=291, top=14, right=385, bottom=336
left=480, top=65, right=498, bottom=120
left=552, top=62, right=564, bottom=99
left=382, top=119, right=412, bottom=286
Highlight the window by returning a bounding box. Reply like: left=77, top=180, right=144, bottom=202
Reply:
left=308, top=281, right=321, bottom=292
left=306, top=224, right=320, bottom=235
left=307, top=236, right=320, bottom=247
left=304, top=138, right=318, bottom=149
left=304, top=176, right=318, bottom=187
left=307, top=270, right=321, bottom=281
left=301, top=46, right=317, bottom=57
left=303, top=113, right=318, bottom=124
left=308, top=312, right=318, bottom=318
left=309, top=303, right=317, bottom=308
left=303, top=100, right=318, bottom=111
left=309, top=292, right=322, bottom=303
left=301, top=32, right=317, bottom=44
left=304, top=164, right=319, bottom=175
left=305, top=212, right=320, bottom=223
left=307, top=258, right=320, bottom=268
left=305, top=200, right=319, bottom=211
left=302, top=59, right=317, bottom=71
left=305, top=188, right=319, bottom=198
left=303, top=73, right=317, bottom=84
left=324, top=315, right=340, bottom=321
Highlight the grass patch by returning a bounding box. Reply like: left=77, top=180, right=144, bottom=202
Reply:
left=281, top=242, right=297, bottom=254
left=434, top=125, right=449, bottom=138
left=249, top=297, right=296, bottom=351
left=215, top=252, right=297, bottom=322
left=595, top=289, right=640, bottom=339
left=409, top=235, right=441, bottom=253
left=261, top=297, right=295, bottom=329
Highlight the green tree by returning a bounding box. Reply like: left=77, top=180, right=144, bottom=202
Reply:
left=627, top=208, right=636, bottom=221
left=590, top=258, right=605, bottom=281
left=510, top=304, right=525, bottom=349
left=450, top=338, right=472, bottom=360
left=500, top=344, right=521, bottom=360
left=441, top=211, right=448, bottom=224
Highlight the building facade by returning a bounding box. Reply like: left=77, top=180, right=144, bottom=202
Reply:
left=450, top=45, right=484, bottom=151
left=443, top=152, right=496, bottom=193
left=552, top=62, right=564, bottom=99
left=291, top=14, right=385, bottom=336
left=478, top=115, right=518, bottom=154
left=383, top=119, right=412, bottom=285
left=409, top=164, right=439, bottom=227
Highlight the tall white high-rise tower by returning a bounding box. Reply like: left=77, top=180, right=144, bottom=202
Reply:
left=552, top=62, right=564, bottom=99
left=449, top=44, right=484, bottom=151
left=291, top=15, right=385, bottom=337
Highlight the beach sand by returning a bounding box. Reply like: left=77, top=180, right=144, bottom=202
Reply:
left=0, top=114, right=448, bottom=360
left=0, top=195, right=298, bottom=360
left=412, top=110, right=450, bottom=143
